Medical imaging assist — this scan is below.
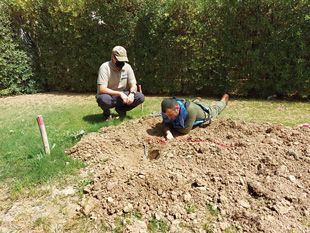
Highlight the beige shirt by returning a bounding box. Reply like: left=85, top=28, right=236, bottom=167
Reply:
left=97, top=61, right=136, bottom=95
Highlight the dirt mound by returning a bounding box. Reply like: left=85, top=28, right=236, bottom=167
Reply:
left=66, top=115, right=310, bottom=232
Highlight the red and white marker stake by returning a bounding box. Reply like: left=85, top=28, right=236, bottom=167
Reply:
left=139, top=85, right=143, bottom=112
left=298, top=123, right=310, bottom=128
left=36, top=115, right=50, bottom=155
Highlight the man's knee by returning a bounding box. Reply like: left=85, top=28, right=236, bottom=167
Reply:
left=135, top=92, right=145, bottom=104
left=97, top=94, right=113, bottom=109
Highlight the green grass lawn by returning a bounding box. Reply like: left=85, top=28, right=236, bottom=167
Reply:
left=0, top=93, right=164, bottom=193
left=0, top=93, right=309, bottom=193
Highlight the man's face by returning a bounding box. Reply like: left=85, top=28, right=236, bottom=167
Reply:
left=111, top=55, right=124, bottom=70
left=164, top=107, right=180, bottom=120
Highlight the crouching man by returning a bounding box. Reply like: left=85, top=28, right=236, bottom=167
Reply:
left=96, top=46, right=145, bottom=120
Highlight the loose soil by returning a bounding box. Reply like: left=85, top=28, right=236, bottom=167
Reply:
left=66, top=115, right=310, bottom=232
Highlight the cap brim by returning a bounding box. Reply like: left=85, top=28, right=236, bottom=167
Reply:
left=116, top=56, right=128, bottom=62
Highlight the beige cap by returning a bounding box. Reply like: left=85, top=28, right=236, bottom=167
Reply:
left=112, top=46, right=129, bottom=62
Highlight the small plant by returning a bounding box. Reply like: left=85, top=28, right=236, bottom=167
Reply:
left=76, top=177, right=91, bottom=199
left=202, top=223, right=214, bottom=233
left=207, top=203, right=219, bottom=216
left=113, top=217, right=125, bottom=233
left=65, top=129, right=85, bottom=142
left=59, top=203, right=67, bottom=214
left=302, top=216, right=310, bottom=227
left=250, top=208, right=257, bottom=213
left=223, top=225, right=238, bottom=233
left=100, top=220, right=108, bottom=232
left=63, top=214, right=109, bottom=232
left=147, top=218, right=168, bottom=232
left=32, top=216, right=51, bottom=232
left=133, top=210, right=142, bottom=220
left=186, top=202, right=197, bottom=214
left=12, top=180, right=24, bottom=196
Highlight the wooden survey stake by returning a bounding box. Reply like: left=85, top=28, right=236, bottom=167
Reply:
left=36, top=115, right=50, bottom=155
left=139, top=85, right=143, bottom=112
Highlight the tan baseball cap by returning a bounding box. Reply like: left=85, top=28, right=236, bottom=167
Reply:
left=112, top=46, right=129, bottom=62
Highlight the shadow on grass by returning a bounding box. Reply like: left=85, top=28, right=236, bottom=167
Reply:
left=83, top=114, right=133, bottom=124
left=83, top=114, right=103, bottom=123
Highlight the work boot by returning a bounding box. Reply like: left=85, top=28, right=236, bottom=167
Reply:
left=221, top=94, right=229, bottom=105
left=115, top=107, right=126, bottom=119
left=103, top=110, right=112, bottom=121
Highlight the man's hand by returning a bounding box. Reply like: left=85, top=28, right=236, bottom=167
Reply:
left=120, top=92, right=129, bottom=104
left=166, top=130, right=174, bottom=140
left=163, top=127, right=174, bottom=140
left=127, top=92, right=134, bottom=105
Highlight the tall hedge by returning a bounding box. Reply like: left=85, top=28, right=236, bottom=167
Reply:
left=132, top=0, right=310, bottom=97
left=132, top=0, right=232, bottom=95
left=213, top=0, right=310, bottom=97
left=5, top=0, right=310, bottom=98
left=0, top=2, right=36, bottom=95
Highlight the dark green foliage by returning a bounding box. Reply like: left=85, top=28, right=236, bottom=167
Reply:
left=0, top=2, right=37, bottom=95
left=5, top=0, right=310, bottom=98
left=133, top=0, right=212, bottom=95
left=213, top=0, right=310, bottom=98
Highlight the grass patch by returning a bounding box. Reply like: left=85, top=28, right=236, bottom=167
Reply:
left=0, top=93, right=163, bottom=194
left=113, top=216, right=134, bottom=233
left=76, top=176, right=91, bottom=199
left=32, top=216, right=51, bottom=232
left=207, top=203, right=219, bottom=217
left=302, top=216, right=310, bottom=227
left=62, top=214, right=108, bottom=232
left=186, top=202, right=198, bottom=214
left=221, top=97, right=310, bottom=127
left=202, top=223, right=214, bottom=233
left=147, top=218, right=168, bottom=232
left=204, top=203, right=219, bottom=228
left=223, top=225, right=239, bottom=233
left=133, top=210, right=142, bottom=220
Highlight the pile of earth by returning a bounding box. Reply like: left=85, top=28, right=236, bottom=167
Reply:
left=66, top=115, right=310, bottom=232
